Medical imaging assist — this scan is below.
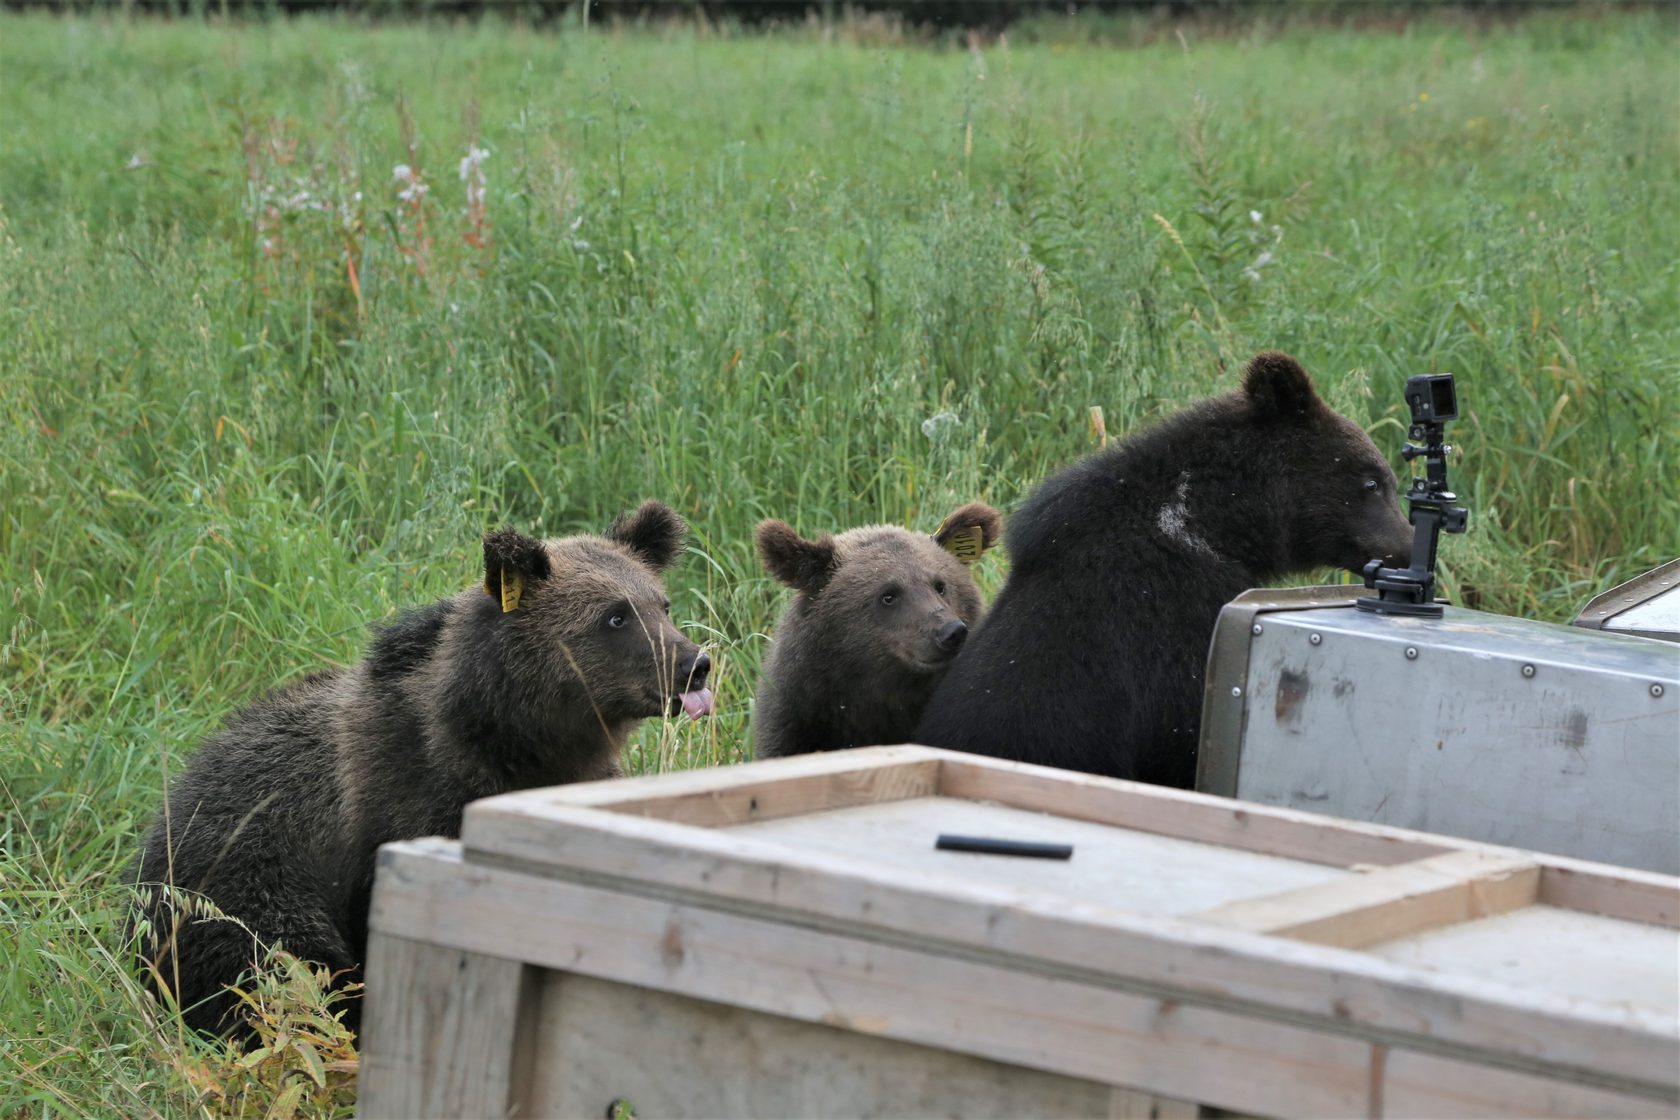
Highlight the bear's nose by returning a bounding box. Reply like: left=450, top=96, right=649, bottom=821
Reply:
left=687, top=652, right=712, bottom=686
left=935, top=619, right=968, bottom=653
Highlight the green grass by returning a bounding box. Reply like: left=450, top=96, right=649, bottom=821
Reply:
left=3, top=9, right=1676, bottom=1115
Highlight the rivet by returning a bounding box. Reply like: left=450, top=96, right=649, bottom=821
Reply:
left=1405, top=647, right=1418, bottom=660
left=1231, top=686, right=1243, bottom=698
left=1252, top=623, right=1264, bottom=635
left=1309, top=633, right=1322, bottom=645
left=1654, top=684, right=1667, bottom=699
left=1521, top=664, right=1536, bottom=678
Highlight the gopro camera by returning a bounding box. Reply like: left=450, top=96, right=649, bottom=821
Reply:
left=1406, top=373, right=1458, bottom=427
left=1357, top=371, right=1468, bottom=618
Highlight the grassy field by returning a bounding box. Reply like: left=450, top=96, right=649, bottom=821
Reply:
left=3, top=8, right=1676, bottom=1115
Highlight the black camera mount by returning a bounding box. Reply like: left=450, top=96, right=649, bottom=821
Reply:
left=1356, top=374, right=1469, bottom=618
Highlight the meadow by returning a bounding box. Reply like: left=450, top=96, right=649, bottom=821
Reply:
left=2, top=8, right=1676, bottom=1115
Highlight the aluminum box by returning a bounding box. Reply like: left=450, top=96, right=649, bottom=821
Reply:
left=1198, top=590, right=1680, bottom=874
left=1573, top=558, right=1680, bottom=644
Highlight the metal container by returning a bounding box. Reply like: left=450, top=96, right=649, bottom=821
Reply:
left=1198, top=588, right=1680, bottom=874
left=1573, top=558, right=1680, bottom=644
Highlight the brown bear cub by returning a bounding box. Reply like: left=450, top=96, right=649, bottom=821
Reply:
left=131, top=502, right=712, bottom=1038
left=753, top=503, right=1001, bottom=758
left=916, top=353, right=1415, bottom=789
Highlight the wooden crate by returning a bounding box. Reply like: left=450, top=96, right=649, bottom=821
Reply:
left=358, top=746, right=1680, bottom=1119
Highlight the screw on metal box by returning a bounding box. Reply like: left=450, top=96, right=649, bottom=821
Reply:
left=1309, top=633, right=1322, bottom=645
left=1522, top=664, right=1537, bottom=678
left=1654, top=684, right=1667, bottom=699
left=1405, top=647, right=1419, bottom=660
left=1231, top=687, right=1243, bottom=698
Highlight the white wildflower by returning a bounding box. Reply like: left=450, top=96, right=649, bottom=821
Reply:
left=1249, top=210, right=1263, bottom=224
left=457, top=146, right=489, bottom=181
left=459, top=146, right=490, bottom=208
left=124, top=151, right=148, bottom=171
left=921, top=411, right=960, bottom=441
left=393, top=164, right=413, bottom=183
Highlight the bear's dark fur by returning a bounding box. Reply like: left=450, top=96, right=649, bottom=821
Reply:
left=131, top=502, right=712, bottom=1038
left=753, top=502, right=1001, bottom=758
left=915, top=353, right=1414, bottom=787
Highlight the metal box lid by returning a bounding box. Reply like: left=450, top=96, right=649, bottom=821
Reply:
left=1574, top=558, right=1680, bottom=644
left=1198, top=595, right=1680, bottom=874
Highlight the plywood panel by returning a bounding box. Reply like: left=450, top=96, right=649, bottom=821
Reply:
left=1367, top=905, right=1680, bottom=1019
left=528, top=973, right=1119, bottom=1119
left=358, top=933, right=538, bottom=1119
left=1380, top=1049, right=1669, bottom=1119
left=730, top=796, right=1350, bottom=917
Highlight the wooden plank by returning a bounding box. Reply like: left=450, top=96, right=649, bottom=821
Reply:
left=732, top=795, right=1353, bottom=918
left=477, top=747, right=940, bottom=827
left=527, top=973, right=1120, bottom=1119
left=1539, top=857, right=1680, bottom=929
left=370, top=841, right=1381, bottom=1118
left=457, top=804, right=1680, bottom=1092
left=1380, top=1048, right=1670, bottom=1119
left=374, top=839, right=1680, bottom=1105
left=1193, top=850, right=1540, bottom=949
left=936, top=754, right=1451, bottom=868
left=1366, top=905, right=1679, bottom=1020
left=358, top=926, right=539, bottom=1119
left=1106, top=1088, right=1202, bottom=1118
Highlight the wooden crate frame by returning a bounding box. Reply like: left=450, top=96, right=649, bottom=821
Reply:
left=358, top=746, right=1680, bottom=1119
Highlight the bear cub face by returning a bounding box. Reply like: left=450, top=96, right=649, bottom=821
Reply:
left=1238, top=352, right=1415, bottom=575
left=752, top=503, right=1001, bottom=758
left=484, top=500, right=713, bottom=721
left=758, top=503, right=1001, bottom=676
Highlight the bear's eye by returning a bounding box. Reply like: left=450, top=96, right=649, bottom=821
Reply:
left=606, top=612, right=627, bottom=629
left=880, top=590, right=899, bottom=607
left=1363, top=478, right=1381, bottom=495
left=933, top=580, right=946, bottom=597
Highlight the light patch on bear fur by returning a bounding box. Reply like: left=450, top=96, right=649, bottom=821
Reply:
left=1157, top=472, right=1216, bottom=556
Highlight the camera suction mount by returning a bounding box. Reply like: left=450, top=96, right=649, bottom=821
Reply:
left=1356, top=374, right=1469, bottom=618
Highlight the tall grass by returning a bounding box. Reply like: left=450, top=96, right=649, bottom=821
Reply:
left=3, top=10, right=1676, bottom=1114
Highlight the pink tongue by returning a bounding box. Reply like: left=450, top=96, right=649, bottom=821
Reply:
left=680, top=688, right=715, bottom=719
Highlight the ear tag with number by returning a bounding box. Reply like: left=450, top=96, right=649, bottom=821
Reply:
left=499, top=568, right=525, bottom=613
left=937, top=522, right=985, bottom=566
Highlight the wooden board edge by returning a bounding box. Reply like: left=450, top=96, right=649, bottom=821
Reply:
left=1539, top=860, right=1680, bottom=929
left=467, top=747, right=944, bottom=829
left=1192, top=850, right=1540, bottom=949
left=370, top=839, right=1680, bottom=1095
left=935, top=755, right=1452, bottom=868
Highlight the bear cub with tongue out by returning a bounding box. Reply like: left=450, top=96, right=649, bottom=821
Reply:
left=132, top=502, right=713, bottom=1039
left=753, top=503, right=1001, bottom=758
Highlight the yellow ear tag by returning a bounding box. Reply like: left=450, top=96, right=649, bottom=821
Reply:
left=499, top=567, right=524, bottom=613
left=938, top=523, right=985, bottom=566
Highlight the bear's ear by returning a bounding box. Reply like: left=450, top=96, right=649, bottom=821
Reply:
left=1242, top=351, right=1323, bottom=421
left=605, top=501, right=688, bottom=571
left=932, top=502, right=1003, bottom=566
left=483, top=528, right=552, bottom=613
left=756, top=519, right=839, bottom=595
